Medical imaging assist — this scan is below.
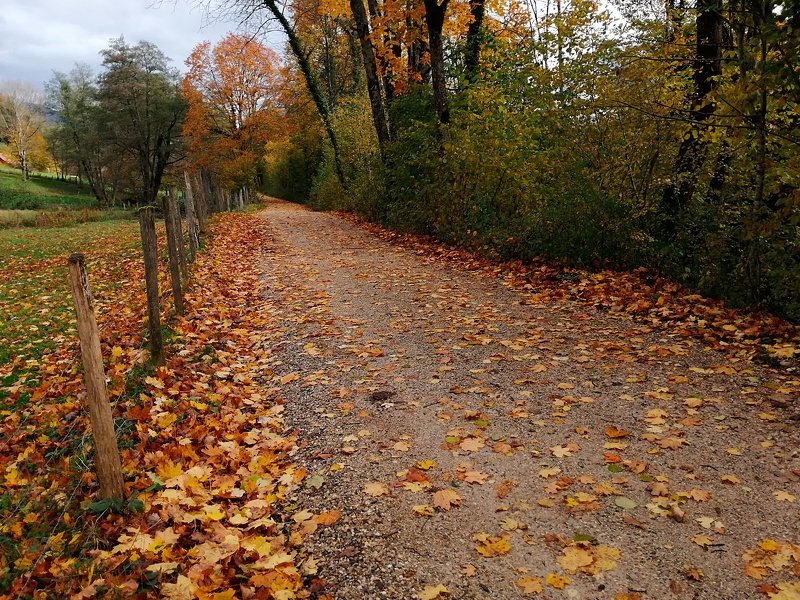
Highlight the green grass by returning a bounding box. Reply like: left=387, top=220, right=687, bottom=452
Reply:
left=0, top=166, right=99, bottom=210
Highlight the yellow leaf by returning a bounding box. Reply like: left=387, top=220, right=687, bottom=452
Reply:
left=758, top=539, right=778, bottom=552
left=516, top=575, right=543, bottom=594
left=725, top=447, right=742, bottom=456
left=545, top=573, right=570, bottom=589
left=161, top=575, right=196, bottom=600
left=692, top=534, right=713, bottom=547
left=769, top=581, right=800, bottom=600
left=538, top=468, right=561, bottom=478
left=433, top=489, right=463, bottom=511
left=418, top=584, right=449, bottom=600
left=774, top=490, right=796, bottom=503
left=363, top=482, right=389, bottom=497
left=280, top=372, right=300, bottom=385
left=417, top=460, right=437, bottom=470
left=557, top=546, right=594, bottom=573
left=476, top=537, right=511, bottom=557
left=413, top=504, right=436, bottom=516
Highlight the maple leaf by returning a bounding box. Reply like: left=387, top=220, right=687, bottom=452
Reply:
left=605, top=425, right=630, bottom=438
left=363, top=482, right=389, bottom=497
left=161, top=575, right=196, bottom=600
left=721, top=474, right=741, bottom=484
left=418, top=584, right=449, bottom=600
left=461, top=564, right=477, bottom=577
left=474, top=534, right=512, bottom=558
left=317, top=510, right=341, bottom=526
left=545, top=574, right=570, bottom=589
left=393, top=440, right=411, bottom=451
left=774, top=491, right=797, bottom=502
left=433, top=489, right=463, bottom=511
left=538, top=467, right=561, bottom=478
left=692, top=534, right=713, bottom=548
left=769, top=581, right=800, bottom=600
left=557, top=546, right=594, bottom=573
left=549, top=444, right=573, bottom=457
left=462, top=470, right=490, bottom=484
left=417, top=459, right=437, bottom=470
left=413, top=504, right=436, bottom=516
left=460, top=437, right=485, bottom=452
left=515, top=575, right=543, bottom=594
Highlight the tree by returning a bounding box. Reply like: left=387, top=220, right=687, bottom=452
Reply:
left=182, top=34, right=283, bottom=189
left=0, top=81, right=47, bottom=181
left=97, top=38, right=186, bottom=205
left=46, top=65, right=120, bottom=203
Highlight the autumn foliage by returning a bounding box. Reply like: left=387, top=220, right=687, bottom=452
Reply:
left=182, top=34, right=284, bottom=190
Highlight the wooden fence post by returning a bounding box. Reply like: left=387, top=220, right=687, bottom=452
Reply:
left=193, top=171, right=208, bottom=231
left=168, top=187, right=188, bottom=279
left=67, top=254, right=125, bottom=500
left=138, top=208, right=165, bottom=366
left=183, top=171, right=199, bottom=262
left=162, top=195, right=184, bottom=315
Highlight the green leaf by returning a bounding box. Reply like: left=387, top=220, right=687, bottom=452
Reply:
left=615, top=497, right=638, bottom=510
left=607, top=464, right=624, bottom=473
left=127, top=498, right=145, bottom=513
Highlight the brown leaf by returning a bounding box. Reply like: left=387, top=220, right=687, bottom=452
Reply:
left=433, top=489, right=463, bottom=511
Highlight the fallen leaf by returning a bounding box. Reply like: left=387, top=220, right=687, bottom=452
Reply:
left=433, top=489, right=463, bottom=511
left=545, top=573, right=570, bottom=589
left=515, top=575, right=543, bottom=594
left=363, top=482, right=389, bottom=497
left=418, top=584, right=449, bottom=600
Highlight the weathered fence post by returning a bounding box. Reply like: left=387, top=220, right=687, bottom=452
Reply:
left=138, top=207, right=165, bottom=366
left=67, top=254, right=125, bottom=500
left=193, top=171, right=208, bottom=231
left=183, top=171, right=199, bottom=262
left=168, top=187, right=188, bottom=279
left=162, top=195, right=184, bottom=315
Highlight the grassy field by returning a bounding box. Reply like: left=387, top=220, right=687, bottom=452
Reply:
left=0, top=167, right=132, bottom=228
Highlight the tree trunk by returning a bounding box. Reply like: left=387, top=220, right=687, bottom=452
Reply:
left=661, top=0, right=725, bottom=223
left=424, top=0, right=451, bottom=128
left=463, top=0, right=486, bottom=84
left=350, top=0, right=391, bottom=155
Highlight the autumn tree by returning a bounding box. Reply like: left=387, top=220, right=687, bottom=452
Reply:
left=0, top=81, right=48, bottom=181
left=183, top=34, right=283, bottom=190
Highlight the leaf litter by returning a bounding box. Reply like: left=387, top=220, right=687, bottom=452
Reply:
left=2, top=199, right=799, bottom=599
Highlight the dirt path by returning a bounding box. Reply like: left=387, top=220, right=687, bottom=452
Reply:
left=254, top=199, right=800, bottom=600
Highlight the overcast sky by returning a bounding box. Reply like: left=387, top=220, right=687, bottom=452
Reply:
left=0, top=0, right=273, bottom=88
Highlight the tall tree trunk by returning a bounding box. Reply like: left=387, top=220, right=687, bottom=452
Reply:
left=463, top=0, right=485, bottom=84
left=260, top=0, right=347, bottom=189
left=350, top=0, right=391, bottom=155
left=424, top=0, right=451, bottom=128
left=661, top=0, right=725, bottom=223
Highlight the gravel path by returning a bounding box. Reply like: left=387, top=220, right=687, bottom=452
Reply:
left=254, top=199, right=800, bottom=600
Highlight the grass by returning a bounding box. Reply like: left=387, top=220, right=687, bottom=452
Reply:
left=0, top=167, right=98, bottom=210
left=0, top=218, right=148, bottom=596
left=0, top=167, right=134, bottom=229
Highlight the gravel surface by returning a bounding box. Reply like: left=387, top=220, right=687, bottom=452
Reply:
left=253, top=199, right=800, bottom=600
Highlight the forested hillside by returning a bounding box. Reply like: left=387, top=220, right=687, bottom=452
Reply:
left=223, top=0, right=800, bottom=322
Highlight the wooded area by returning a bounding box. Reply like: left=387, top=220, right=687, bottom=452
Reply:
left=235, top=0, right=800, bottom=322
